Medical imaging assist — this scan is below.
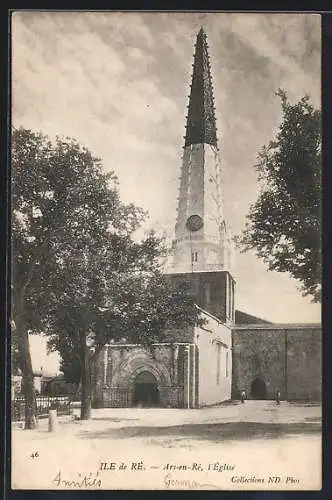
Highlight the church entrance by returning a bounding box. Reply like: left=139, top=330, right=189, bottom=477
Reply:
left=250, top=377, right=267, bottom=399
left=133, top=371, right=160, bottom=407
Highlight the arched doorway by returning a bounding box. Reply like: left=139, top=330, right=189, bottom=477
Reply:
left=133, top=371, right=160, bottom=407
left=250, top=377, right=267, bottom=399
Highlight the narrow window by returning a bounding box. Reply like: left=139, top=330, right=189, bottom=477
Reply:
left=225, top=273, right=229, bottom=318
left=192, top=251, right=198, bottom=262
left=216, top=344, right=221, bottom=385
left=205, top=282, right=211, bottom=304
left=228, top=275, right=232, bottom=319
left=226, top=351, right=229, bottom=377
left=231, top=279, right=234, bottom=321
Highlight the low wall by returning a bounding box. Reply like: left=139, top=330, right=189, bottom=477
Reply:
left=232, top=324, right=321, bottom=401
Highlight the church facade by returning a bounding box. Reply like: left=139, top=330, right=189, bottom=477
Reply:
left=91, top=28, right=321, bottom=409
left=91, top=307, right=232, bottom=409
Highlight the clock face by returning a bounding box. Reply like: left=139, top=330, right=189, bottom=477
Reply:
left=186, top=214, right=204, bottom=232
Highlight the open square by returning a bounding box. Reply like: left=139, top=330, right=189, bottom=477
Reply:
left=12, top=400, right=322, bottom=490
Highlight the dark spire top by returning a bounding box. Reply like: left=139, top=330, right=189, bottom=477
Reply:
left=184, top=28, right=218, bottom=147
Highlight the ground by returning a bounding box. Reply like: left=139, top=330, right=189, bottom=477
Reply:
left=11, top=400, right=321, bottom=491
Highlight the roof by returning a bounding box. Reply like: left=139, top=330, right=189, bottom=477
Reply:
left=184, top=28, right=218, bottom=147
left=234, top=323, right=321, bottom=330
left=235, top=309, right=272, bottom=325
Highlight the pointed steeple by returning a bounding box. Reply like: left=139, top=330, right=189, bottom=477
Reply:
left=171, top=27, right=234, bottom=281
left=184, top=27, right=217, bottom=147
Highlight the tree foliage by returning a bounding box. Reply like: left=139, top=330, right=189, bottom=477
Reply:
left=12, top=127, right=202, bottom=423
left=238, top=90, right=321, bottom=302
left=12, top=127, right=138, bottom=425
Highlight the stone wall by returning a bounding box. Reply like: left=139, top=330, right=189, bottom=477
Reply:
left=91, top=343, right=188, bottom=408
left=91, top=309, right=233, bottom=409
left=232, top=325, right=321, bottom=401
left=286, top=328, right=322, bottom=400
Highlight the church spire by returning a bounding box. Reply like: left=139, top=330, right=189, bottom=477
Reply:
left=171, top=27, right=234, bottom=280
left=184, top=27, right=217, bottom=148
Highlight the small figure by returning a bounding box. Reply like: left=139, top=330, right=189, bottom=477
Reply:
left=240, top=390, right=246, bottom=403
left=275, top=389, right=281, bottom=405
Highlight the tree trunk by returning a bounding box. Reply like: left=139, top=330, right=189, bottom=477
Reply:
left=15, top=309, right=37, bottom=429
left=74, top=378, right=82, bottom=400
left=80, top=345, right=92, bottom=420
left=22, top=374, right=37, bottom=429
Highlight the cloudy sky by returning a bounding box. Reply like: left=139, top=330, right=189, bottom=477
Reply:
left=12, top=12, right=321, bottom=370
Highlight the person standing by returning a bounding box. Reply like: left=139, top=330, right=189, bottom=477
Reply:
left=241, top=390, right=246, bottom=403
left=275, top=389, right=281, bottom=405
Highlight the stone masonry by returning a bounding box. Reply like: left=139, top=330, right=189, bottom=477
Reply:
left=232, top=324, right=322, bottom=401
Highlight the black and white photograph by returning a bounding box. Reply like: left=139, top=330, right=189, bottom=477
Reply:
left=10, top=11, right=322, bottom=491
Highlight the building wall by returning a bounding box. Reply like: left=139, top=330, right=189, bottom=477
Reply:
left=286, top=328, right=322, bottom=400
left=174, top=144, right=223, bottom=274
left=91, top=343, right=189, bottom=408
left=173, top=144, right=234, bottom=275
left=232, top=325, right=321, bottom=401
left=196, top=312, right=232, bottom=406
left=91, top=306, right=233, bottom=409
left=165, top=271, right=235, bottom=324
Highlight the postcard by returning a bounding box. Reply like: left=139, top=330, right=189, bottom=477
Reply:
left=10, top=11, right=322, bottom=491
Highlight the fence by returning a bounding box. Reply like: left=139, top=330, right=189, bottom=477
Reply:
left=167, top=386, right=184, bottom=408
left=103, top=388, right=131, bottom=408
left=12, top=395, right=73, bottom=422
left=101, top=385, right=184, bottom=408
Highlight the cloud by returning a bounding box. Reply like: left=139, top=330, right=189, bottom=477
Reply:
left=11, top=12, right=321, bottom=323
left=228, top=14, right=320, bottom=105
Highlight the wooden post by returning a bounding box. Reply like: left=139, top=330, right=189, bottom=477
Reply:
left=184, top=346, right=191, bottom=409
left=191, top=345, right=196, bottom=408
left=48, top=409, right=58, bottom=432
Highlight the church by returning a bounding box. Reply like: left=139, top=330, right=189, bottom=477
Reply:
left=91, top=28, right=321, bottom=409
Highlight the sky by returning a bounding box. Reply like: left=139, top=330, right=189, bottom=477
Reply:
left=12, top=12, right=321, bottom=371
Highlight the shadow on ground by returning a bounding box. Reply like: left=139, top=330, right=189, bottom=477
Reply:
left=204, top=401, right=242, bottom=407
left=305, top=416, right=321, bottom=422
left=78, top=421, right=321, bottom=443
left=287, top=402, right=321, bottom=407
left=90, top=417, right=140, bottom=422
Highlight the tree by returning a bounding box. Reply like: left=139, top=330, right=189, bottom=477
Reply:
left=12, top=127, right=203, bottom=423
left=48, top=338, right=82, bottom=397
left=12, top=127, right=145, bottom=428
left=237, top=90, right=321, bottom=302
left=11, top=320, right=21, bottom=376
left=45, top=233, right=203, bottom=420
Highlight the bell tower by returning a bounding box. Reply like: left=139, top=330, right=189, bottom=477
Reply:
left=173, top=28, right=233, bottom=275
left=169, top=28, right=235, bottom=325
